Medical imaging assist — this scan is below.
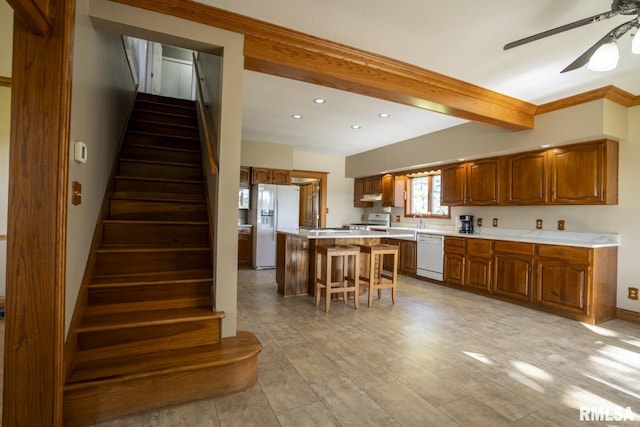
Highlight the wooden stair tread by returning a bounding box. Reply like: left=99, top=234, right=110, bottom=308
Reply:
left=88, top=277, right=212, bottom=289
left=109, top=195, right=206, bottom=204
left=125, top=130, right=199, bottom=143
left=135, top=101, right=196, bottom=114
left=122, top=143, right=200, bottom=154
left=103, top=219, right=208, bottom=226
left=65, top=331, right=260, bottom=386
left=112, top=191, right=205, bottom=202
left=134, top=108, right=197, bottom=120
left=130, top=118, right=198, bottom=131
left=79, top=306, right=224, bottom=332
left=135, top=93, right=196, bottom=108
left=100, top=242, right=209, bottom=249
left=96, top=247, right=210, bottom=256
left=92, top=269, right=213, bottom=284
left=115, top=176, right=204, bottom=184
left=118, top=158, right=203, bottom=169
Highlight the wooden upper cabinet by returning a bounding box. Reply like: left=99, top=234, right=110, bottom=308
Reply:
left=466, top=158, right=500, bottom=205
left=240, top=167, right=250, bottom=186
left=362, top=175, right=383, bottom=194
left=394, top=175, right=407, bottom=208
left=354, top=178, right=373, bottom=207
left=251, top=167, right=271, bottom=184
left=441, top=163, right=467, bottom=206
left=373, top=175, right=382, bottom=194
left=504, top=150, right=548, bottom=205
left=381, top=174, right=405, bottom=208
left=250, top=167, right=291, bottom=185
left=548, top=140, right=618, bottom=205
left=381, top=174, right=394, bottom=207
left=271, top=169, right=291, bottom=185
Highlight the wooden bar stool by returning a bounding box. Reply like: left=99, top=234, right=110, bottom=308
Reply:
left=315, top=245, right=360, bottom=312
left=358, top=244, right=399, bottom=307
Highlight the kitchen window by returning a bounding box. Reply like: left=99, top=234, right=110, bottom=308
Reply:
left=405, top=172, right=449, bottom=218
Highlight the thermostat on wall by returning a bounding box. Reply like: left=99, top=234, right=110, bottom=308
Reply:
left=74, top=141, right=87, bottom=163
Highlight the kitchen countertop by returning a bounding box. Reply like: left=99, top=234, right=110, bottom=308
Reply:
left=370, top=226, right=619, bottom=248
left=277, top=228, right=416, bottom=240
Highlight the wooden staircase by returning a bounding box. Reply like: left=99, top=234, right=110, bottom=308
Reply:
left=64, top=93, right=261, bottom=426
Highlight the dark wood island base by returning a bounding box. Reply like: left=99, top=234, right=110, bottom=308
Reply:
left=276, top=231, right=396, bottom=297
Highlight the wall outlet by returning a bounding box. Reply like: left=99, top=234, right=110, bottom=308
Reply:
left=536, top=219, right=543, bottom=229
left=477, top=218, right=483, bottom=227
left=492, top=218, right=498, bottom=227
left=558, top=220, right=565, bottom=231
left=629, top=287, right=639, bottom=300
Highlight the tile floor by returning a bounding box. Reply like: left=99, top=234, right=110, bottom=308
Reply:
left=5, top=270, right=640, bottom=426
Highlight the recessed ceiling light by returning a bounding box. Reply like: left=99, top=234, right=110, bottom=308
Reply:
left=351, top=124, right=361, bottom=129
left=540, top=144, right=553, bottom=148
left=313, top=98, right=326, bottom=104
left=457, top=158, right=465, bottom=162
left=291, top=114, right=303, bottom=119
left=378, top=113, right=390, bottom=118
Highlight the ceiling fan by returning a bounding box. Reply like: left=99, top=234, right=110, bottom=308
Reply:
left=504, top=0, right=640, bottom=72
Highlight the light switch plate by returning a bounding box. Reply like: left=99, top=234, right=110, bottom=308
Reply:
left=74, top=141, right=87, bottom=163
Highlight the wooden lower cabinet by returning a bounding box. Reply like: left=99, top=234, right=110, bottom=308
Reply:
left=443, top=237, right=465, bottom=284
left=465, top=239, right=492, bottom=291
left=238, top=226, right=252, bottom=266
left=492, top=241, right=535, bottom=301
left=436, top=237, right=616, bottom=324
left=399, top=240, right=417, bottom=276
left=535, top=244, right=594, bottom=317
left=537, top=259, right=589, bottom=315
left=382, top=238, right=416, bottom=276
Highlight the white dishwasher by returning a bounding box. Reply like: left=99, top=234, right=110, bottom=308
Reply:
left=417, top=234, right=444, bottom=281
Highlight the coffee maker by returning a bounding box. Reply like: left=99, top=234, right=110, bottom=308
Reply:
left=459, top=215, right=474, bottom=234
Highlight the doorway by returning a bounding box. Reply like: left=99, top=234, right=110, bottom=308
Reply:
left=290, top=170, right=327, bottom=228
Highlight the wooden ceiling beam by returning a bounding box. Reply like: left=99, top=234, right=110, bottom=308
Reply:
left=112, top=0, right=535, bottom=130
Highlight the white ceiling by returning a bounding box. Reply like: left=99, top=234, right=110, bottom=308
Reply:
left=199, top=0, right=640, bottom=156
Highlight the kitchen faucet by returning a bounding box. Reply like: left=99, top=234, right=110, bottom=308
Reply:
left=418, top=212, right=424, bottom=229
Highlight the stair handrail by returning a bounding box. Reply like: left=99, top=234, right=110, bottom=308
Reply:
left=193, top=52, right=219, bottom=175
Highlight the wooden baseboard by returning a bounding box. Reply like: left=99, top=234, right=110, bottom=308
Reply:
left=616, top=308, right=640, bottom=324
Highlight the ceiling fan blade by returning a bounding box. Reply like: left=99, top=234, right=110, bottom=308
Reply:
left=504, top=10, right=620, bottom=50
left=561, top=18, right=637, bottom=73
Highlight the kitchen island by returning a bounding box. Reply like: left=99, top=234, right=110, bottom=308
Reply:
left=276, top=229, right=414, bottom=297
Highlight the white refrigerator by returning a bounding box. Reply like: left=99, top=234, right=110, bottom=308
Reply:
left=250, top=184, right=300, bottom=269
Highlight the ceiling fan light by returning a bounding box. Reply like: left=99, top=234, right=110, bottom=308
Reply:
left=632, top=31, right=640, bottom=54
left=587, top=42, right=619, bottom=72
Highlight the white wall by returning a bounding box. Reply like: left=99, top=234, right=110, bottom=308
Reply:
left=66, top=2, right=138, bottom=334
left=292, top=151, right=363, bottom=227
left=242, top=140, right=294, bottom=168
left=348, top=100, right=640, bottom=314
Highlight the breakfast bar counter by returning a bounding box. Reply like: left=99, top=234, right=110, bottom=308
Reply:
left=276, top=229, right=413, bottom=297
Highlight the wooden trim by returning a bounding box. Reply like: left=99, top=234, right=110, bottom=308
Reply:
left=111, top=0, right=535, bottom=131
left=6, top=0, right=53, bottom=36
left=291, top=170, right=328, bottom=228
left=537, top=85, right=640, bottom=114
left=0, top=296, right=5, bottom=308
left=3, top=0, right=75, bottom=424
left=616, top=308, right=640, bottom=324
left=0, top=76, right=11, bottom=87
left=0, top=234, right=6, bottom=240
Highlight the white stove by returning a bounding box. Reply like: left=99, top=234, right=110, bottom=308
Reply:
left=350, top=212, right=391, bottom=231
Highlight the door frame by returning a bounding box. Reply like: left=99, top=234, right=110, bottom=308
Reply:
left=291, top=170, right=327, bottom=228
